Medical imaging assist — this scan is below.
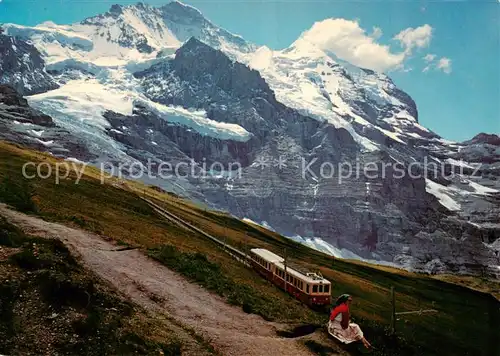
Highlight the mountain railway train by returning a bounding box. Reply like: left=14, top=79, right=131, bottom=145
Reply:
left=249, top=248, right=332, bottom=306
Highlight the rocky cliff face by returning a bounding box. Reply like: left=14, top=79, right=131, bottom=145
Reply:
left=130, top=39, right=498, bottom=275
left=0, top=3, right=498, bottom=276
left=0, top=33, right=58, bottom=95
left=0, top=85, right=91, bottom=160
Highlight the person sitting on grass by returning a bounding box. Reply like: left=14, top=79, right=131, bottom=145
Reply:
left=328, top=294, right=372, bottom=350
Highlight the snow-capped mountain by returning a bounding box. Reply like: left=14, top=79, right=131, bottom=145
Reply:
left=0, top=1, right=498, bottom=276
left=3, top=1, right=255, bottom=66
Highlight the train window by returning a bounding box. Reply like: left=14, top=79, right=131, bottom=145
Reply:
left=306, top=284, right=309, bottom=293
left=312, top=285, right=318, bottom=293
left=324, top=285, right=330, bottom=293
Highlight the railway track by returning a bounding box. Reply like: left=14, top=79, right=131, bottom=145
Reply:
left=142, top=197, right=251, bottom=266
left=143, top=197, right=335, bottom=311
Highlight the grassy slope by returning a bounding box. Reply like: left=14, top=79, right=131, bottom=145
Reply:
left=0, top=215, right=191, bottom=355
left=0, top=141, right=498, bottom=356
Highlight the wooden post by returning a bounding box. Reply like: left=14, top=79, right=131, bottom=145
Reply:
left=223, top=221, right=227, bottom=250
left=390, top=286, right=396, bottom=335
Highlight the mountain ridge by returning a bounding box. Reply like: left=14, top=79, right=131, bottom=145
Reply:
left=0, top=1, right=499, bottom=276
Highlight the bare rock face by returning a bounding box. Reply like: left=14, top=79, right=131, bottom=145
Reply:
left=457, top=133, right=500, bottom=164
left=131, top=39, right=500, bottom=275
left=0, top=34, right=59, bottom=95
left=0, top=85, right=55, bottom=127
left=0, top=85, right=92, bottom=160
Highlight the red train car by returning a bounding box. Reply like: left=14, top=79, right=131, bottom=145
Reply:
left=249, top=248, right=331, bottom=306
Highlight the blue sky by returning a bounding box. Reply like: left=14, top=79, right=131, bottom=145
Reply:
left=0, top=0, right=498, bottom=141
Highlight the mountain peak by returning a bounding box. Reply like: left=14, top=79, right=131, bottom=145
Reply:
left=178, top=36, right=209, bottom=51
left=465, top=133, right=500, bottom=146
left=109, top=4, right=124, bottom=15
left=160, top=1, right=208, bottom=26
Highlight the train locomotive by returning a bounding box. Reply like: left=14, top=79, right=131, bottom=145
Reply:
left=249, top=248, right=331, bottom=306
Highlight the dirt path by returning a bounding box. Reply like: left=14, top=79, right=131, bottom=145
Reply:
left=0, top=205, right=338, bottom=356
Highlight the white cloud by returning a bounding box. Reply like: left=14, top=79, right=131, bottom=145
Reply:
left=436, top=57, right=452, bottom=74
left=297, top=19, right=406, bottom=72
left=423, top=53, right=436, bottom=62
left=370, top=26, right=383, bottom=40
left=296, top=19, right=446, bottom=74
left=422, top=55, right=452, bottom=74
left=394, top=24, right=433, bottom=53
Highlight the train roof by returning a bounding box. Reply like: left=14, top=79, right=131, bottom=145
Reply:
left=251, top=248, right=284, bottom=263
left=250, top=248, right=330, bottom=285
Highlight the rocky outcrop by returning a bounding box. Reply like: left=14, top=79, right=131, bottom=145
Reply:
left=465, top=133, right=500, bottom=147
left=103, top=106, right=258, bottom=168
left=0, top=33, right=58, bottom=95
left=0, top=85, right=91, bottom=160
left=457, top=133, right=500, bottom=164
left=0, top=85, right=54, bottom=126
